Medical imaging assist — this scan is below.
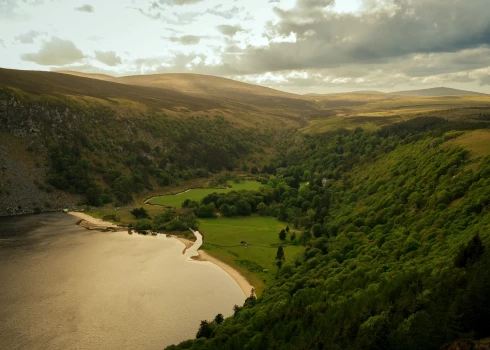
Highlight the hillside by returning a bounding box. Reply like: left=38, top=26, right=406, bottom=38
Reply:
left=0, top=71, right=284, bottom=215
left=0, top=68, right=316, bottom=129
left=167, top=117, right=490, bottom=350
left=55, top=70, right=315, bottom=127
left=392, top=87, right=487, bottom=97
left=58, top=70, right=304, bottom=99
left=2, top=68, right=490, bottom=216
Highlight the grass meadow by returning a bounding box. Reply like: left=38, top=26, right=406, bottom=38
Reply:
left=148, top=181, right=262, bottom=207
left=199, top=216, right=304, bottom=294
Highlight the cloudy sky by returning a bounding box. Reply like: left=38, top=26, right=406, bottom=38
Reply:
left=1, top=0, right=490, bottom=94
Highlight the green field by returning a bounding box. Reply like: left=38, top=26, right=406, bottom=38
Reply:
left=148, top=181, right=262, bottom=207
left=199, top=216, right=304, bottom=294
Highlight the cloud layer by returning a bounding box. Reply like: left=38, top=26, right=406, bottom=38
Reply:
left=2, top=0, right=490, bottom=93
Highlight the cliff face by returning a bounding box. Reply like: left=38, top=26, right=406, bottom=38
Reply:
left=0, top=91, right=81, bottom=216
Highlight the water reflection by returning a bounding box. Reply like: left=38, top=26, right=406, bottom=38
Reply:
left=0, top=213, right=244, bottom=349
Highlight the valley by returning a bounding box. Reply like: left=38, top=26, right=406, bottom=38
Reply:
left=1, top=68, right=490, bottom=350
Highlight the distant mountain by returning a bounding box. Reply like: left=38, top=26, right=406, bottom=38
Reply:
left=305, top=90, right=384, bottom=96
left=391, top=87, right=487, bottom=97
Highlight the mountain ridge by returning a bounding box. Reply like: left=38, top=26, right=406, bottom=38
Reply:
left=391, top=86, right=487, bottom=97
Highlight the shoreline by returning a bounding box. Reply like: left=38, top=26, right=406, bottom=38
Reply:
left=192, top=250, right=254, bottom=298
left=68, top=211, right=254, bottom=298
left=67, top=212, right=125, bottom=231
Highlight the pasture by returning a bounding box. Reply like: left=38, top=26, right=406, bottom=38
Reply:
left=199, top=216, right=304, bottom=294
left=148, top=181, right=262, bottom=207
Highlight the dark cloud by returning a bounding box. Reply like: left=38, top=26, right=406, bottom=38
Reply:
left=216, top=24, right=244, bottom=37
left=220, top=0, right=490, bottom=75
left=21, top=37, right=85, bottom=66
left=74, top=4, right=94, bottom=12
left=168, top=35, right=201, bottom=45
left=94, top=50, right=122, bottom=66
left=14, top=30, right=42, bottom=44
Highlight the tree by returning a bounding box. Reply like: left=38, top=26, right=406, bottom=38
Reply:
left=286, top=225, right=290, bottom=232
left=196, top=320, right=212, bottom=338
left=197, top=202, right=216, bottom=218
left=233, top=304, right=242, bottom=315
left=290, top=232, right=296, bottom=241
left=257, top=202, right=268, bottom=216
left=276, top=245, right=285, bottom=268
left=130, top=207, right=149, bottom=219
left=214, top=313, right=224, bottom=325
left=279, top=229, right=287, bottom=241
left=236, top=199, right=252, bottom=216
left=219, top=203, right=236, bottom=217
left=455, top=234, right=485, bottom=268
left=312, top=223, right=323, bottom=238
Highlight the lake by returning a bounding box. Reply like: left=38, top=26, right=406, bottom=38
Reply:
left=0, top=213, right=245, bottom=350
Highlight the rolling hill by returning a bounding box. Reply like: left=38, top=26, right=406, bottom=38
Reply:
left=391, top=87, right=487, bottom=97
left=0, top=68, right=316, bottom=129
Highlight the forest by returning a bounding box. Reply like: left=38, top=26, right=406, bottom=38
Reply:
left=166, top=117, right=490, bottom=350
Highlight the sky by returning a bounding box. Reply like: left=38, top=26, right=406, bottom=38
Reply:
left=1, top=0, right=490, bottom=94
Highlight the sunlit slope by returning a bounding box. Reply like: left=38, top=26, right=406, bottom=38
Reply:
left=392, top=87, right=487, bottom=96
left=55, top=70, right=316, bottom=127
left=303, top=91, right=490, bottom=133
left=0, top=68, right=317, bottom=129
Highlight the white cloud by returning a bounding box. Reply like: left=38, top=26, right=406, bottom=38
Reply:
left=21, top=37, right=85, bottom=66
left=94, top=50, right=122, bottom=66
left=14, top=30, right=42, bottom=44
left=74, top=4, right=94, bottom=12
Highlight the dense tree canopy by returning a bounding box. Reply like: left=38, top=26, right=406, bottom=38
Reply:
left=167, top=117, right=490, bottom=350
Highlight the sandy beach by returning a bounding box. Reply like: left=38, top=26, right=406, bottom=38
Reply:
left=194, top=250, right=254, bottom=298
left=68, top=212, right=125, bottom=231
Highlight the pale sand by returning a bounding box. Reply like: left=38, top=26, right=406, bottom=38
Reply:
left=67, top=212, right=124, bottom=231
left=194, top=250, right=254, bottom=298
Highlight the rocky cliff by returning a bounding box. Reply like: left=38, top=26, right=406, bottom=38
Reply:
left=0, top=90, right=81, bottom=216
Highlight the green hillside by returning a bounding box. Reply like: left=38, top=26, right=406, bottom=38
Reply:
left=167, top=117, right=490, bottom=350
left=0, top=83, right=274, bottom=215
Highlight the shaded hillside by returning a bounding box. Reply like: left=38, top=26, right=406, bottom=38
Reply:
left=0, top=83, right=274, bottom=215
